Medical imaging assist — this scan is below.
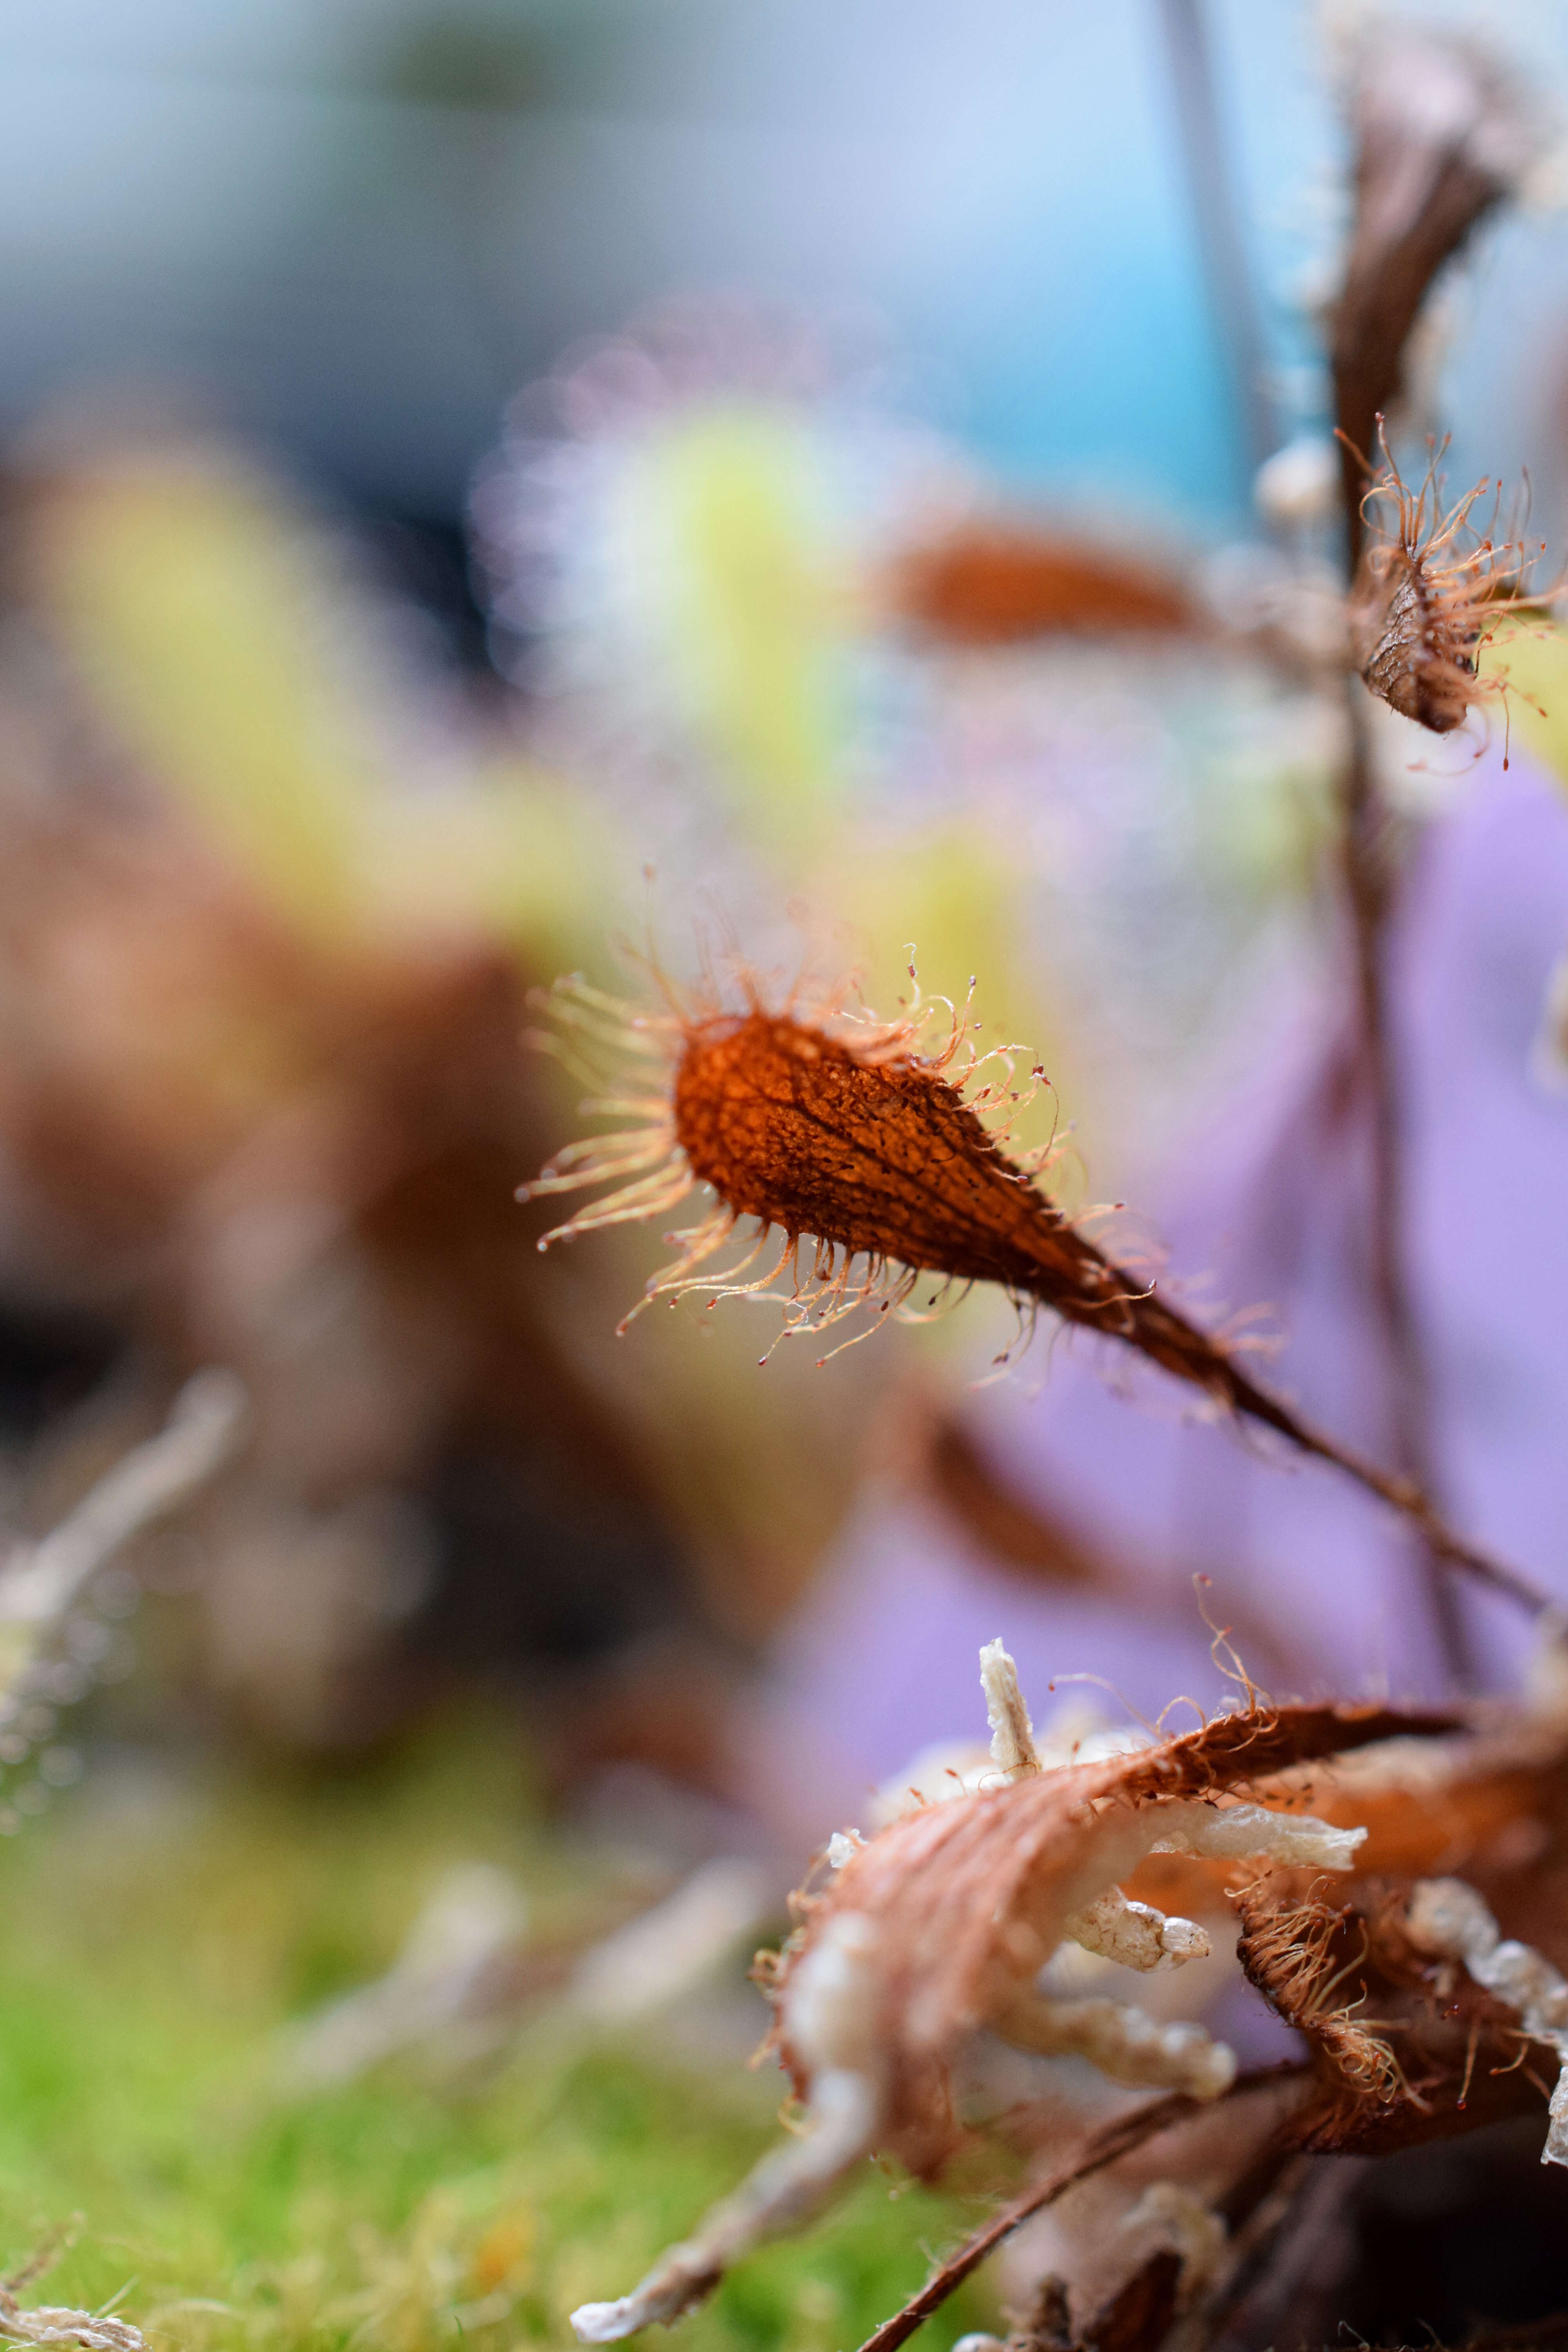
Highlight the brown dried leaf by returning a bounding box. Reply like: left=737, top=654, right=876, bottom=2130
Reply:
left=567, top=1682, right=1455, bottom=2343
left=1331, top=29, right=1541, bottom=555
left=779, top=1700, right=1452, bottom=2175
left=1242, top=1880, right=1555, bottom=2158
left=1076, top=2249, right=1181, bottom=2352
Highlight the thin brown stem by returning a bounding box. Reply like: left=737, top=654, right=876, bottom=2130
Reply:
left=1335, top=612, right=1471, bottom=1678
left=1053, top=1249, right=1550, bottom=1621
left=1216, top=1345, right=1548, bottom=1620
left=1205, top=2153, right=1369, bottom=2350
left=1330, top=36, right=1521, bottom=572
left=852, top=2068, right=1309, bottom=2352
left=1319, top=26, right=1534, bottom=1681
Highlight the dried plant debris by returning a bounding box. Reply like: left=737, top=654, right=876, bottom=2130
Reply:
left=1227, top=1662, right=1568, bottom=2164
left=283, top=1855, right=773, bottom=2092
left=0, top=1368, right=246, bottom=1708
left=1405, top=1878, right=1568, bottom=2155
left=521, top=962, right=1545, bottom=1613
left=1347, top=425, right=1543, bottom=737
left=854, top=2075, right=1319, bottom=2352
left=280, top=1862, right=534, bottom=2088
left=0, top=2243, right=145, bottom=2352
left=950, top=2229, right=1216, bottom=2352
left=1236, top=1886, right=1407, bottom=2111
left=0, top=2298, right=144, bottom=2352
left=566, top=1628, right=1568, bottom=2348
left=1238, top=1880, right=1563, bottom=2163
left=566, top=1641, right=1465, bottom=2342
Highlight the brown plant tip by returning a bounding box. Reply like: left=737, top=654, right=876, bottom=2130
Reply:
left=1330, top=28, right=1541, bottom=561
left=521, top=966, right=1310, bottom=1401
left=671, top=1007, right=1180, bottom=1340
left=1346, top=424, right=1543, bottom=737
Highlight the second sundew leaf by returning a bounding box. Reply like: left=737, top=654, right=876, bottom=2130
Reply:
left=628, top=406, right=846, bottom=831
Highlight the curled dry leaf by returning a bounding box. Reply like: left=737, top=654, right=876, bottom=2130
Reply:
left=846, top=1651, right=1568, bottom=2352
left=1331, top=26, right=1543, bottom=559
left=568, top=1642, right=1453, bottom=2343
left=1213, top=1660, right=1568, bottom=2170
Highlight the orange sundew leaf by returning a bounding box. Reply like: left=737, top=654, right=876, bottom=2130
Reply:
left=523, top=967, right=1548, bottom=1618
left=888, top=526, right=1198, bottom=645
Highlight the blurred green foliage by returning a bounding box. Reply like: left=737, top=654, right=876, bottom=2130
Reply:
left=0, top=1726, right=987, bottom=2352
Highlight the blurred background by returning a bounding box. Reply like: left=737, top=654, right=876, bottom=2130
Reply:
left=2, top=2, right=1568, bottom=2345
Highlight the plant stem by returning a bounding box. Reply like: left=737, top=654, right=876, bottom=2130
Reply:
left=853, top=2068, right=1309, bottom=2352
left=1051, top=1239, right=1548, bottom=1619
left=1203, top=1339, right=1547, bottom=1620
left=1336, top=614, right=1472, bottom=1680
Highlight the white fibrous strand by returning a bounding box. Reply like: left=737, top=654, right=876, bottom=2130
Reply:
left=1150, top=1802, right=1367, bottom=1874
left=1405, top=1877, right=1568, bottom=2165
left=978, top=1798, right=1363, bottom=2098
left=568, top=1858, right=771, bottom=2026
left=0, top=1368, right=246, bottom=1704
left=980, top=1637, right=1041, bottom=1779
left=990, top=1989, right=1236, bottom=2098
left=1062, top=1886, right=1210, bottom=1972
left=571, top=1912, right=886, bottom=2345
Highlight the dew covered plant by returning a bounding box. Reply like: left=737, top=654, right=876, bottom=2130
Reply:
left=520, top=963, right=1544, bottom=1613
left=510, top=16, right=1568, bottom=2351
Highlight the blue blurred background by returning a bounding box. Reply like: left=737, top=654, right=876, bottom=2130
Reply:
left=10, top=0, right=1566, bottom=557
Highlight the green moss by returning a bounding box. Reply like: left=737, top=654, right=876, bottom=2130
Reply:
left=0, top=1727, right=989, bottom=2352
